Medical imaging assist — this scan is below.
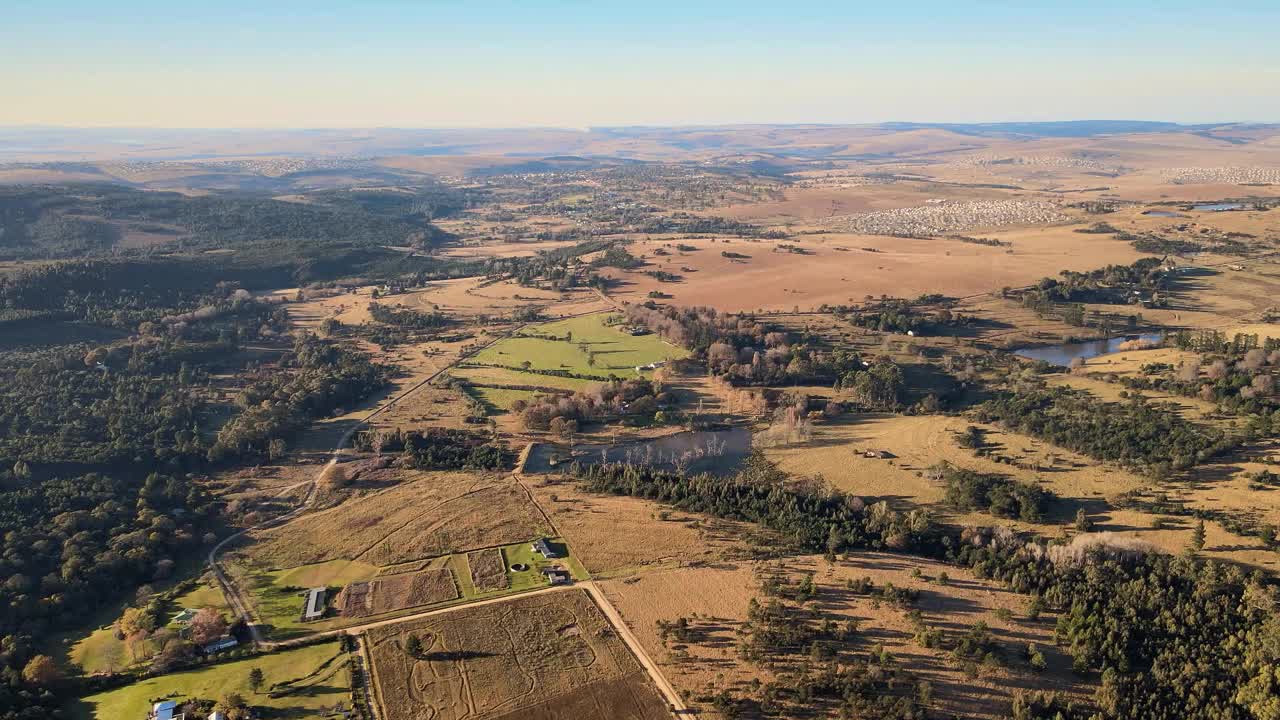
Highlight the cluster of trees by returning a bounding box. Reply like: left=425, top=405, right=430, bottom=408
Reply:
left=352, top=427, right=511, bottom=470
left=976, top=384, right=1230, bottom=476
left=1113, top=338, right=1280, bottom=421
left=366, top=302, right=450, bottom=330
left=955, top=527, right=1279, bottom=720
left=630, top=213, right=786, bottom=239
left=512, top=378, right=673, bottom=432
left=830, top=296, right=975, bottom=335
left=839, top=358, right=906, bottom=410
left=572, top=452, right=936, bottom=555
left=721, top=579, right=930, bottom=719
left=1015, top=257, right=1169, bottom=315
left=931, top=462, right=1054, bottom=522
left=209, top=334, right=389, bottom=462
left=623, top=304, right=866, bottom=386
left=590, top=245, right=645, bottom=270
left=0, top=470, right=218, bottom=716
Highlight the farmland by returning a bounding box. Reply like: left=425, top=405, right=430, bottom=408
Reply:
left=33, top=122, right=1280, bottom=720
left=467, top=312, right=685, bottom=378
left=365, top=589, right=669, bottom=720
left=245, top=471, right=552, bottom=568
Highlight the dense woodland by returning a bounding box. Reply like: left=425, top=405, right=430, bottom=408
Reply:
left=0, top=231, right=399, bottom=717
left=976, top=384, right=1231, bottom=477
left=0, top=184, right=461, bottom=261
left=351, top=427, right=510, bottom=470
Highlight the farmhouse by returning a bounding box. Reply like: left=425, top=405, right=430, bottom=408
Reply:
left=203, top=635, right=239, bottom=654
left=532, top=537, right=560, bottom=559
left=302, top=586, right=327, bottom=622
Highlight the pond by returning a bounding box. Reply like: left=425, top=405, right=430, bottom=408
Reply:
left=1143, top=209, right=1185, bottom=218
left=1193, top=202, right=1243, bottom=212
left=523, top=427, right=753, bottom=476
left=1014, top=333, right=1165, bottom=367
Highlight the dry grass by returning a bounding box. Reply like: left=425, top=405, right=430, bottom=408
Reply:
left=468, top=549, right=510, bottom=593
left=598, top=226, right=1142, bottom=312
left=248, top=471, right=553, bottom=567
left=599, top=553, right=1082, bottom=720
left=523, top=474, right=756, bottom=577
left=338, top=568, right=459, bottom=618
left=365, top=589, right=669, bottom=720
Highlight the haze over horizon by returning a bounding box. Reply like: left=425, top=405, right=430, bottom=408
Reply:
left=7, top=0, right=1280, bottom=128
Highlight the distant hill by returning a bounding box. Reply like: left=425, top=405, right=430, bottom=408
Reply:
left=880, top=120, right=1186, bottom=138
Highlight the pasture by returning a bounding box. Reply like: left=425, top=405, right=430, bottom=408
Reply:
left=469, top=312, right=684, bottom=379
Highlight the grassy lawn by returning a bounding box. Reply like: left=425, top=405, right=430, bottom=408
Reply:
left=451, top=538, right=590, bottom=601
left=69, top=641, right=349, bottom=720
left=466, top=385, right=541, bottom=413
left=66, top=571, right=235, bottom=671
left=451, top=365, right=597, bottom=391
left=470, top=312, right=683, bottom=378
left=233, top=558, right=378, bottom=640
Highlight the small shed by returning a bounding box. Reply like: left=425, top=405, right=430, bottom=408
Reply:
left=302, top=587, right=327, bottom=622
left=171, top=608, right=198, bottom=626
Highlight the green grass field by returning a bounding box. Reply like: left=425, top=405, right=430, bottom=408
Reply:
left=466, top=385, right=541, bottom=413
left=461, top=538, right=589, bottom=599
left=470, top=312, right=683, bottom=379
left=233, top=558, right=378, bottom=640
left=451, top=365, right=597, bottom=391
left=69, top=641, right=349, bottom=720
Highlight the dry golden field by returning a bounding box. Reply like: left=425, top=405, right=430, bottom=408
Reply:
left=599, top=226, right=1144, bottom=312
left=248, top=471, right=553, bottom=567
left=338, top=567, right=459, bottom=618
left=365, top=589, right=669, bottom=720
left=599, top=552, right=1082, bottom=720
left=523, top=474, right=758, bottom=577
left=466, top=549, right=509, bottom=593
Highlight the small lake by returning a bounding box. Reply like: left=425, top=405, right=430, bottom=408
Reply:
left=1014, top=333, right=1165, bottom=367
left=1193, top=202, right=1243, bottom=212
left=523, top=427, right=752, bottom=476
left=1143, top=209, right=1185, bottom=218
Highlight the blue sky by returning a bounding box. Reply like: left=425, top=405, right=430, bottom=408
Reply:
left=5, top=0, right=1278, bottom=127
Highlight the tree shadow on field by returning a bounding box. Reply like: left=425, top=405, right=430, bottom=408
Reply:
left=412, top=649, right=497, bottom=662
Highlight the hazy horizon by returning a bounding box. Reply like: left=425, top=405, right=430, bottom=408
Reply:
left=7, top=0, right=1279, bottom=128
